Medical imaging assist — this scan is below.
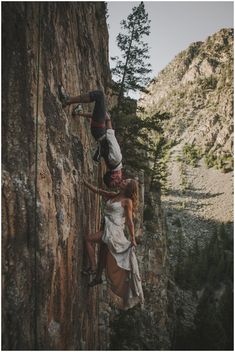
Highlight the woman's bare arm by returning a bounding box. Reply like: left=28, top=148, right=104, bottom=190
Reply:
left=125, top=199, right=137, bottom=247
left=83, top=179, right=117, bottom=199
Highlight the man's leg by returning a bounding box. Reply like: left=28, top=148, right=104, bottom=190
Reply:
left=67, top=93, right=91, bottom=104
left=71, top=91, right=107, bottom=134
left=70, top=90, right=106, bottom=125
left=88, top=91, right=107, bottom=145
left=89, top=90, right=106, bottom=124
left=58, top=86, right=106, bottom=121
left=58, top=85, right=91, bottom=107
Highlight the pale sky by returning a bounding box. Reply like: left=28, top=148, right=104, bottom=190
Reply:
left=107, top=1, right=234, bottom=79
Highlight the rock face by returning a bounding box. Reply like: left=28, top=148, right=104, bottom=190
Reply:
left=139, top=28, right=233, bottom=167
left=2, top=3, right=110, bottom=350
left=2, top=4, right=171, bottom=350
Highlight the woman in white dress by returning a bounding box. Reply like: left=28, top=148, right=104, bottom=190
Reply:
left=83, top=178, right=144, bottom=310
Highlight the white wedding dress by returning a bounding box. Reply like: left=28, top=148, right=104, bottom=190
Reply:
left=102, top=199, right=144, bottom=310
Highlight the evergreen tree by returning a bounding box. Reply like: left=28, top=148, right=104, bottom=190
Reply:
left=110, top=3, right=171, bottom=188
left=113, top=102, right=171, bottom=186
left=111, top=1, right=152, bottom=109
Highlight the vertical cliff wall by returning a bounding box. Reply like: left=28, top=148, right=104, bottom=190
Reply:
left=2, top=3, right=111, bottom=350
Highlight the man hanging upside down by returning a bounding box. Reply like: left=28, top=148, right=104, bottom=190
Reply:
left=58, top=86, right=123, bottom=188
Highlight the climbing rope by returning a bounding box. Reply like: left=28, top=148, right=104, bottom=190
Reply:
left=34, top=2, right=41, bottom=349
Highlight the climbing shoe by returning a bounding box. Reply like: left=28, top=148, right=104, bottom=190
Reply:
left=58, top=84, right=69, bottom=107
left=72, top=104, right=83, bottom=116
left=93, top=145, right=101, bottom=163
left=88, top=277, right=103, bottom=287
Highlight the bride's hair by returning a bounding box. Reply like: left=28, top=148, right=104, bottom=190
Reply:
left=124, top=179, right=139, bottom=215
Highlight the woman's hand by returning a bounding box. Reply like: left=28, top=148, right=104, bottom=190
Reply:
left=131, top=237, right=137, bottom=247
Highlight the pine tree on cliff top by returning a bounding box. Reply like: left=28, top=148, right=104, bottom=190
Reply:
left=111, top=1, right=152, bottom=109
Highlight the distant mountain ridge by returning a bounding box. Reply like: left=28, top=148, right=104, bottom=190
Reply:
left=139, top=28, right=233, bottom=171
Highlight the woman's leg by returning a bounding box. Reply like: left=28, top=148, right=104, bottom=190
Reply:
left=85, top=230, right=103, bottom=271
left=96, top=243, right=108, bottom=279
left=88, top=242, right=108, bottom=287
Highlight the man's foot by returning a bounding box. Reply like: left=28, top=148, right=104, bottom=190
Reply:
left=88, top=277, right=103, bottom=287
left=58, top=84, right=69, bottom=107
left=72, top=104, right=83, bottom=116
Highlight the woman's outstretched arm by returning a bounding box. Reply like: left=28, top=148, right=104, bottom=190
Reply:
left=125, top=199, right=137, bottom=247
left=83, top=179, right=117, bottom=199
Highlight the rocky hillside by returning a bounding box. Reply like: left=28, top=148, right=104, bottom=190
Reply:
left=140, top=28, right=233, bottom=172
left=139, top=28, right=233, bottom=350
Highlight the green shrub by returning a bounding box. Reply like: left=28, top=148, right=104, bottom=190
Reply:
left=204, top=152, right=233, bottom=172
left=182, top=143, right=202, bottom=167
left=176, top=155, right=182, bottom=162
left=197, top=75, right=218, bottom=90
left=204, top=152, right=217, bottom=168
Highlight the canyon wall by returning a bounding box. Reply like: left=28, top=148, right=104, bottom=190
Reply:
left=2, top=3, right=173, bottom=350
left=2, top=3, right=110, bottom=349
